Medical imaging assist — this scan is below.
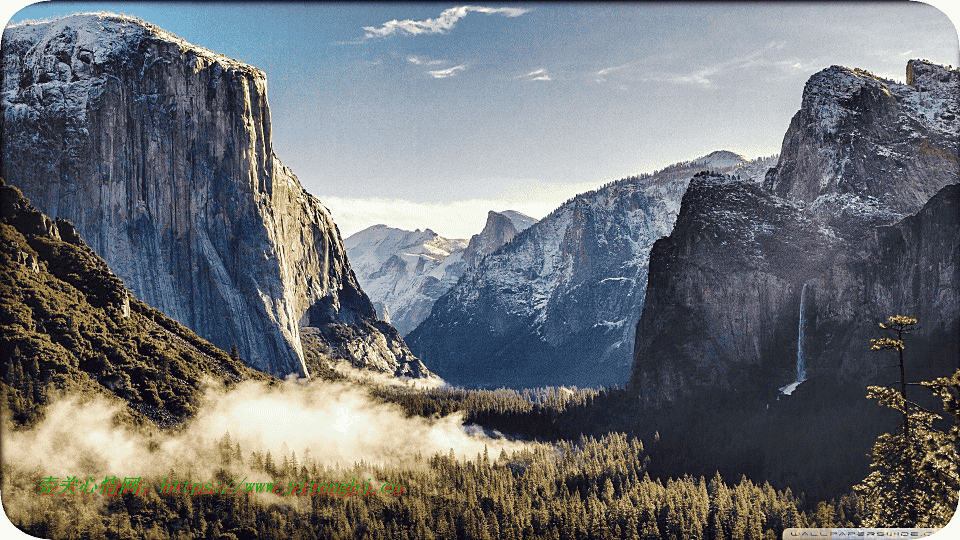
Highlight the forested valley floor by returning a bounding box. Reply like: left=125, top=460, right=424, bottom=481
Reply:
left=5, top=384, right=862, bottom=540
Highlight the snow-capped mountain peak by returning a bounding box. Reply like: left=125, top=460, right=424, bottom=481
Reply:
left=345, top=210, right=538, bottom=336
left=691, top=150, right=747, bottom=169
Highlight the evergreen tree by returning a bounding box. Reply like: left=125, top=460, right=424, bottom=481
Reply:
left=870, top=315, right=918, bottom=447
left=917, top=369, right=960, bottom=523
left=857, top=316, right=959, bottom=527
left=855, top=386, right=944, bottom=526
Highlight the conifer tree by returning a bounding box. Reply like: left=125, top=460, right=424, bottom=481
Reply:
left=857, top=315, right=960, bottom=527
left=870, top=315, right=918, bottom=442
left=859, top=315, right=920, bottom=524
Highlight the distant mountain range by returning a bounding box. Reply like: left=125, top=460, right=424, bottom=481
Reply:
left=406, top=151, right=778, bottom=388
left=345, top=210, right=535, bottom=336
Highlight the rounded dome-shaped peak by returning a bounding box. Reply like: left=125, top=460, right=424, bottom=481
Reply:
left=693, top=150, right=746, bottom=169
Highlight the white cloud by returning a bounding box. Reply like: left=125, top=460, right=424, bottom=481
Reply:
left=363, top=5, right=531, bottom=39
left=429, top=65, right=466, bottom=78
left=520, top=67, right=553, bottom=81
left=408, top=55, right=445, bottom=66
left=320, top=178, right=602, bottom=239
left=674, top=69, right=715, bottom=87
left=595, top=64, right=630, bottom=83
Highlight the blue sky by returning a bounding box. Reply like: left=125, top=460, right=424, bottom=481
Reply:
left=3, top=2, right=959, bottom=238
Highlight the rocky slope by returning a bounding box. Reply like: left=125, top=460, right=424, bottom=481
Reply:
left=345, top=210, right=536, bottom=336
left=764, top=62, right=958, bottom=216
left=1, top=177, right=272, bottom=428
left=408, top=152, right=778, bottom=388
left=1, top=13, right=428, bottom=379
left=628, top=60, right=959, bottom=406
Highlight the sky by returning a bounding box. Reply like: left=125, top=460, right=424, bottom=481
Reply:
left=3, top=1, right=959, bottom=238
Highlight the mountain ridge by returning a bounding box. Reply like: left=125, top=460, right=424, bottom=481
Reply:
left=407, top=152, right=778, bottom=388
left=345, top=209, right=537, bottom=336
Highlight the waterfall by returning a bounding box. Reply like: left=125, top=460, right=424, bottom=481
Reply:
left=796, top=283, right=807, bottom=383
left=779, top=283, right=808, bottom=396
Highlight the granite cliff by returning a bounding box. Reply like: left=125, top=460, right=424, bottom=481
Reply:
left=622, top=61, right=958, bottom=499
left=628, top=61, right=959, bottom=405
left=1, top=13, right=428, bottom=379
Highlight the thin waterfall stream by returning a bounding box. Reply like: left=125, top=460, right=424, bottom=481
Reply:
left=779, top=283, right=808, bottom=396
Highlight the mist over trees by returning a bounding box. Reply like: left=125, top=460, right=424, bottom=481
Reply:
left=6, top=430, right=856, bottom=540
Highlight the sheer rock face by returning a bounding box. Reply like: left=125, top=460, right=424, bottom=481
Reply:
left=2, top=14, right=427, bottom=378
left=462, top=210, right=536, bottom=265
left=408, top=153, right=777, bottom=388
left=628, top=61, right=959, bottom=407
left=764, top=61, right=958, bottom=215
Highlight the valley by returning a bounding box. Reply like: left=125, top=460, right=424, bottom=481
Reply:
left=1, top=6, right=958, bottom=540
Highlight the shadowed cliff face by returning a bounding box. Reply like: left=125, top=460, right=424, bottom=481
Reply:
left=629, top=174, right=958, bottom=407
left=629, top=61, right=959, bottom=407
left=1, top=14, right=427, bottom=378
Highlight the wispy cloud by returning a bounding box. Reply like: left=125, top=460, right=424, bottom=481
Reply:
left=666, top=68, right=716, bottom=87
left=519, top=68, right=553, bottom=81
left=363, top=5, right=531, bottom=39
left=635, top=58, right=735, bottom=87
left=630, top=42, right=805, bottom=88
left=595, top=64, right=630, bottom=83
left=429, top=65, right=466, bottom=79
left=407, top=55, right=444, bottom=66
